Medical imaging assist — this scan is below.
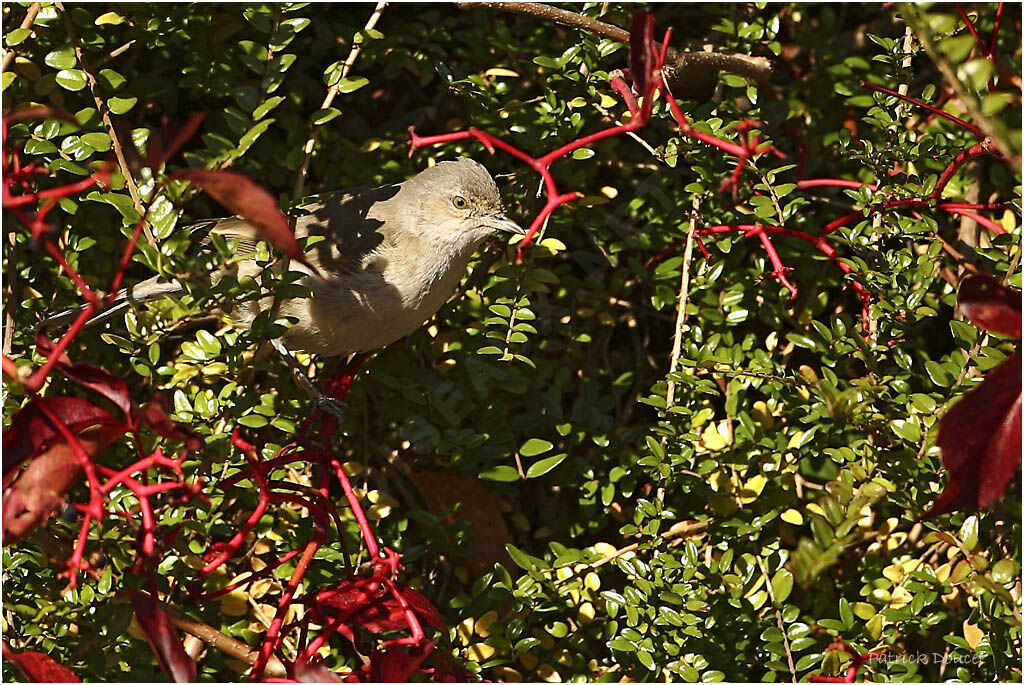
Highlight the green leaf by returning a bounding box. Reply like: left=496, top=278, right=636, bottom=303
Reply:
left=86, top=191, right=140, bottom=224
left=890, top=419, right=921, bottom=442
left=97, top=68, right=126, bottom=91
left=839, top=597, right=854, bottom=628
left=6, top=28, right=31, bottom=47
left=55, top=69, right=88, bottom=91
left=24, top=139, right=57, bottom=155
left=771, top=569, right=794, bottom=604
left=925, top=359, right=957, bottom=387
left=334, top=76, right=369, bottom=93
left=505, top=543, right=534, bottom=570
left=81, top=132, right=111, bottom=152
left=238, top=414, right=268, bottom=428
left=958, top=58, right=993, bottom=92
left=312, top=107, right=341, bottom=125
left=520, top=438, right=553, bottom=457
left=525, top=453, right=567, bottom=479
left=479, top=465, right=520, bottom=482
left=253, top=96, right=284, bottom=121
left=94, top=11, right=124, bottom=25
left=107, top=97, right=138, bottom=115
left=44, top=46, right=76, bottom=69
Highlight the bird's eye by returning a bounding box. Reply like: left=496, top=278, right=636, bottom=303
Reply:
left=452, top=196, right=468, bottom=209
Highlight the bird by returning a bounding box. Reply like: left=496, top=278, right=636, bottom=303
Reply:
left=42, top=157, right=524, bottom=359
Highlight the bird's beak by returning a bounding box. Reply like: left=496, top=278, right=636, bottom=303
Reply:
left=483, top=213, right=525, bottom=235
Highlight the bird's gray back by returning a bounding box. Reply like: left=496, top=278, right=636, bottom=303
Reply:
left=207, top=182, right=408, bottom=276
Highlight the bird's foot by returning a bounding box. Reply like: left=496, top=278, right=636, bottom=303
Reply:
left=315, top=394, right=347, bottom=422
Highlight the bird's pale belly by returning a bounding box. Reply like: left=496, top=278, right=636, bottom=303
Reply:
left=269, top=265, right=462, bottom=356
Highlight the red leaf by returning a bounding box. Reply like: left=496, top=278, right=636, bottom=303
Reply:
left=147, top=112, right=206, bottom=169
left=393, top=586, right=446, bottom=632
left=929, top=352, right=1022, bottom=516
left=171, top=169, right=309, bottom=266
left=427, top=648, right=476, bottom=683
left=4, top=106, right=78, bottom=127
left=957, top=274, right=1022, bottom=338
left=2, top=643, right=79, bottom=682
left=140, top=394, right=201, bottom=450
left=3, top=396, right=122, bottom=479
left=132, top=592, right=197, bottom=683
left=411, top=469, right=513, bottom=575
left=370, top=641, right=435, bottom=683
left=318, top=579, right=445, bottom=634
left=3, top=424, right=123, bottom=544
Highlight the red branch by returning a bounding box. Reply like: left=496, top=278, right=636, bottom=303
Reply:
left=861, top=82, right=984, bottom=139
left=810, top=639, right=885, bottom=683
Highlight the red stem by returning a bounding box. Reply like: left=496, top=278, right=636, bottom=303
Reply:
left=941, top=207, right=1007, bottom=234
left=955, top=4, right=988, bottom=56
left=797, top=179, right=877, bottom=192
left=861, top=82, right=984, bottom=138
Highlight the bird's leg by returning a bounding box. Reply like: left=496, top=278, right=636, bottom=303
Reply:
left=270, top=339, right=346, bottom=422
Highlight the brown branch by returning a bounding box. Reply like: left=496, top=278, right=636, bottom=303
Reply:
left=453, top=1, right=771, bottom=97
left=1, top=2, right=40, bottom=73
left=665, top=197, right=699, bottom=409
left=160, top=602, right=288, bottom=678
left=56, top=2, right=156, bottom=247
left=757, top=556, right=797, bottom=682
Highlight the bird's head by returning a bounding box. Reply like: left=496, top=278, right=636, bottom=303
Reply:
left=409, top=158, right=523, bottom=249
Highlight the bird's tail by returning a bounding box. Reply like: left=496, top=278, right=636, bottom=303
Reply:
left=39, top=277, right=186, bottom=331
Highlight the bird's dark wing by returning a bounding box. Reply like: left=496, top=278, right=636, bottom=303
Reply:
left=200, top=182, right=405, bottom=275
left=295, top=183, right=404, bottom=275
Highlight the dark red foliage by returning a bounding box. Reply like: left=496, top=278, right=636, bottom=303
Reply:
left=3, top=396, right=122, bottom=476
left=139, top=394, right=201, bottom=450
left=132, top=593, right=198, bottom=683
left=318, top=577, right=445, bottom=635
left=809, top=639, right=885, bottom=682
left=2, top=643, right=80, bottom=682
left=929, top=352, right=1022, bottom=515
left=36, top=336, right=135, bottom=419
left=928, top=275, right=1022, bottom=516
left=369, top=642, right=436, bottom=683
left=144, top=112, right=207, bottom=171
left=3, top=423, right=124, bottom=544
left=957, top=273, right=1022, bottom=338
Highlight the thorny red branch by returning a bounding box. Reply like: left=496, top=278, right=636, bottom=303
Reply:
left=412, top=14, right=1012, bottom=331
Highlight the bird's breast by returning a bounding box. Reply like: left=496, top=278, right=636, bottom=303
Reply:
left=278, top=243, right=474, bottom=356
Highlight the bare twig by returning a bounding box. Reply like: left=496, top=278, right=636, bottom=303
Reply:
left=1, top=2, right=40, bottom=73
left=92, top=39, right=137, bottom=70
left=756, top=556, right=797, bottom=682
left=453, top=1, right=772, bottom=94
left=160, top=602, right=288, bottom=678
left=56, top=2, right=156, bottom=247
left=292, top=1, right=387, bottom=199
left=665, top=196, right=699, bottom=409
